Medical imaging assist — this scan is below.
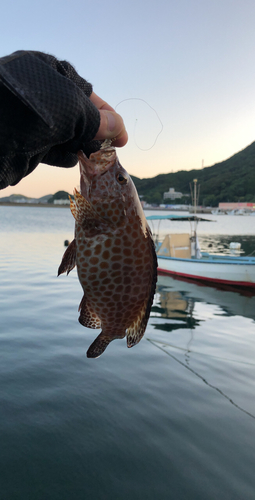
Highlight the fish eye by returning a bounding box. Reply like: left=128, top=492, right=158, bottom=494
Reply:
left=116, top=173, right=128, bottom=185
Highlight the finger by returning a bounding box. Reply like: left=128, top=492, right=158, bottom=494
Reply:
left=90, top=92, right=128, bottom=147
left=94, top=109, right=128, bottom=146
left=90, top=92, right=115, bottom=112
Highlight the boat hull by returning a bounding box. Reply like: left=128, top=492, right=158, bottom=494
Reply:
left=157, top=255, right=255, bottom=288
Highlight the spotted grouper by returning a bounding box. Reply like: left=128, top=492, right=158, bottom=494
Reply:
left=58, top=140, right=157, bottom=358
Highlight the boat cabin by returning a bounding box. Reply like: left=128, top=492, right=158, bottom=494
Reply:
left=157, top=233, right=191, bottom=259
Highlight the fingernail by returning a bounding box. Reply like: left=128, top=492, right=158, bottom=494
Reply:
left=106, top=111, right=116, bottom=132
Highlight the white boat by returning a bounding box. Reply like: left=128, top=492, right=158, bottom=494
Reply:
left=147, top=214, right=255, bottom=288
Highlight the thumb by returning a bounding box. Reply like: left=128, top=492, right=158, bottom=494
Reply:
left=94, top=110, right=128, bottom=147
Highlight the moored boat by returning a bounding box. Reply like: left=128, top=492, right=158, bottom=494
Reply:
left=147, top=214, right=255, bottom=288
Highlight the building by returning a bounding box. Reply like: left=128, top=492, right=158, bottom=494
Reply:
left=53, top=199, right=70, bottom=205
left=163, top=188, right=184, bottom=200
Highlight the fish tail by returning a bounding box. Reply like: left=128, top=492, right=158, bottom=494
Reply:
left=87, top=332, right=112, bottom=359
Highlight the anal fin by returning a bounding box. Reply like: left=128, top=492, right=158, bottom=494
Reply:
left=58, top=239, right=76, bottom=276
left=78, top=295, right=101, bottom=329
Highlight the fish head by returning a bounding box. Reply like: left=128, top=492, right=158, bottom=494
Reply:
left=78, top=142, right=117, bottom=194
left=78, top=144, right=142, bottom=228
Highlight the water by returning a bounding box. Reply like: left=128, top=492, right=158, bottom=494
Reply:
left=1, top=206, right=255, bottom=500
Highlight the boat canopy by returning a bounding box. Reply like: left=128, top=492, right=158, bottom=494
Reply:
left=146, top=215, right=213, bottom=222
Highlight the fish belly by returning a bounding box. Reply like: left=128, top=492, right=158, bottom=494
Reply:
left=76, top=224, right=152, bottom=333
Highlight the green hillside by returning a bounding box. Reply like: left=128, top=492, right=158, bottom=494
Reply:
left=47, top=191, right=70, bottom=203
left=131, top=141, right=255, bottom=206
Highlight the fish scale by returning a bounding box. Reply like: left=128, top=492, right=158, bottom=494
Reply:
left=58, top=141, right=157, bottom=358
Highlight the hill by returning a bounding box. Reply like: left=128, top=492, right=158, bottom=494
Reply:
left=131, top=141, right=255, bottom=206
left=0, top=193, right=53, bottom=203
left=47, top=191, right=70, bottom=204
left=1, top=141, right=255, bottom=207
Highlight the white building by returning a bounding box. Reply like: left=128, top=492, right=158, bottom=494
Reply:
left=163, top=188, right=183, bottom=200
left=53, top=199, right=70, bottom=205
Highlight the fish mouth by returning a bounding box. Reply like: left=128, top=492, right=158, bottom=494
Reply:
left=78, top=145, right=116, bottom=197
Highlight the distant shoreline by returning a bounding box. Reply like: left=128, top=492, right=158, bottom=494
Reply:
left=0, top=202, right=187, bottom=211
left=0, top=202, right=69, bottom=208
left=0, top=202, right=202, bottom=212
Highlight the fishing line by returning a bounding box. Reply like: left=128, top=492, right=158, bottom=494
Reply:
left=147, top=338, right=255, bottom=420
left=147, top=338, right=255, bottom=367
left=115, top=98, right=163, bottom=151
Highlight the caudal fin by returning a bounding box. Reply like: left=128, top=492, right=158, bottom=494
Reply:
left=86, top=332, right=112, bottom=358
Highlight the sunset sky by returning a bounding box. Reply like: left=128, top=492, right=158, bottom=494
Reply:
left=1, top=0, right=255, bottom=198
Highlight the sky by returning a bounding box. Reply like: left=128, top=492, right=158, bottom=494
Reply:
left=1, top=0, right=255, bottom=198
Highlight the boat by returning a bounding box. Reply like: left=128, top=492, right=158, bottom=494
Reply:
left=147, top=214, right=255, bottom=288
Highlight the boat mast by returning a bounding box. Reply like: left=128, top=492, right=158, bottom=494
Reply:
left=193, top=178, right=197, bottom=215
left=193, top=179, right=198, bottom=256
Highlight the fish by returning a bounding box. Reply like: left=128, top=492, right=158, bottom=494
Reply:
left=58, top=140, right=157, bottom=358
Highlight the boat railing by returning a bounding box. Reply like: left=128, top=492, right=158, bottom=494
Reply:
left=201, top=253, right=255, bottom=263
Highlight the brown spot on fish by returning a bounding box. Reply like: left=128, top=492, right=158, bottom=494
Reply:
left=102, top=250, right=110, bottom=260
left=100, top=261, right=109, bottom=269
left=123, top=258, right=133, bottom=265
left=90, top=257, right=99, bottom=265
left=114, top=277, right=122, bottom=284
left=89, top=266, right=98, bottom=273
left=112, top=247, right=121, bottom=254
left=105, top=239, right=112, bottom=248
left=112, top=263, right=121, bottom=270
left=99, top=271, right=108, bottom=279
left=102, top=278, right=111, bottom=285
left=92, top=280, right=100, bottom=287
left=94, top=245, right=102, bottom=255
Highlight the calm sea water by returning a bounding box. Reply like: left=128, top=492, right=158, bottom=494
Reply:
left=1, top=206, right=255, bottom=500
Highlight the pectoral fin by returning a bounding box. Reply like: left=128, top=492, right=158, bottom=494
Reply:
left=58, top=239, right=76, bottom=276
left=70, top=189, right=103, bottom=232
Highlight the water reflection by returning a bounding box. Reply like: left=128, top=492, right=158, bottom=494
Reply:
left=153, top=273, right=255, bottom=323
left=148, top=274, right=255, bottom=420
left=151, top=288, right=200, bottom=331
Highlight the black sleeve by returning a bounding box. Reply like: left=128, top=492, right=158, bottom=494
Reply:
left=0, top=50, right=101, bottom=190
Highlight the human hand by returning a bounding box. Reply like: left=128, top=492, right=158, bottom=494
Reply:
left=90, top=92, right=128, bottom=148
